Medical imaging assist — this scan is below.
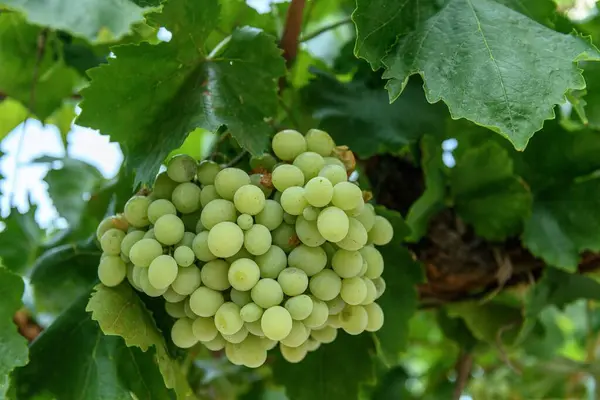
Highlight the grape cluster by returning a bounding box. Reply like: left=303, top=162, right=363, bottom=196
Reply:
left=94, top=128, right=393, bottom=368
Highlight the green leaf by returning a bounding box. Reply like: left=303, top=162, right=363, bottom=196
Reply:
left=46, top=102, right=76, bottom=146
left=354, top=0, right=600, bottom=150
left=522, top=178, right=600, bottom=271
left=0, top=207, right=44, bottom=273
left=0, top=98, right=28, bottom=140
left=302, top=71, right=445, bottom=158
left=14, top=292, right=174, bottom=400
left=0, top=14, right=80, bottom=119
left=77, top=0, right=285, bottom=186
left=86, top=283, right=195, bottom=399
left=436, top=309, right=478, bottom=351
left=272, top=332, right=375, bottom=400
left=450, top=141, right=532, bottom=241
left=0, top=266, right=28, bottom=399
left=2, top=0, right=161, bottom=43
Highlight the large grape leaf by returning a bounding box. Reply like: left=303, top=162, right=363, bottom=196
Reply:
left=353, top=0, right=600, bottom=150
left=0, top=99, right=28, bottom=139
left=0, top=207, right=44, bottom=273
left=14, top=293, right=174, bottom=400
left=0, top=266, right=28, bottom=398
left=77, top=0, right=285, bottom=186
left=1, top=0, right=161, bottom=43
left=86, top=283, right=194, bottom=399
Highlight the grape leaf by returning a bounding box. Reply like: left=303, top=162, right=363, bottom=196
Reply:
left=14, top=292, right=174, bottom=400
left=86, top=283, right=195, bottom=399
left=77, top=0, right=285, bottom=186
left=0, top=266, right=28, bottom=399
left=0, top=207, right=44, bottom=273
left=302, top=70, right=445, bottom=158
left=522, top=178, right=600, bottom=271
left=272, top=332, right=376, bottom=400
left=450, top=141, right=532, bottom=241
left=0, top=98, right=28, bottom=140
left=46, top=102, right=77, bottom=145
left=353, top=0, right=600, bottom=150
left=1, top=0, right=161, bottom=43
left=0, top=14, right=80, bottom=119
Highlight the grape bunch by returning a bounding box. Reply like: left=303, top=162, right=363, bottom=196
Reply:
left=94, top=128, right=393, bottom=368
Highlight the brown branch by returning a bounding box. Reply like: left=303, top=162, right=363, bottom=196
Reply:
left=280, top=0, right=306, bottom=66
left=453, top=350, right=473, bottom=400
left=13, top=309, right=43, bottom=342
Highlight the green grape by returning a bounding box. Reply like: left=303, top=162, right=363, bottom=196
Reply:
left=222, top=326, right=248, bottom=344
left=271, top=223, right=299, bottom=253
left=153, top=172, right=179, bottom=200
left=154, top=214, right=185, bottom=245
left=280, top=186, right=308, bottom=215
left=251, top=278, right=284, bottom=308
left=240, top=302, right=263, bottom=322
left=261, top=337, right=278, bottom=350
left=147, top=199, right=177, bottom=224
left=126, top=264, right=140, bottom=290
left=207, top=221, right=244, bottom=258
left=249, top=173, right=273, bottom=197
left=288, top=245, right=327, bottom=276
left=163, top=287, right=186, bottom=302
left=340, top=305, right=368, bottom=335
left=138, top=267, right=167, bottom=297
left=295, top=216, right=325, bottom=247
left=271, top=164, right=305, bottom=192
left=202, top=199, right=237, bottom=229
left=336, top=218, right=368, bottom=251
left=332, top=249, right=363, bottom=278
left=326, top=295, right=346, bottom=315
left=214, top=168, right=251, bottom=200
left=230, top=288, right=252, bottom=307
left=283, top=212, right=296, bottom=225
left=173, top=246, right=195, bottom=267
left=228, top=258, right=260, bottom=291
left=214, top=302, right=244, bottom=335
left=331, top=182, right=363, bottom=211
left=372, top=277, right=386, bottom=299
left=234, top=184, right=266, bottom=215
left=144, top=229, right=156, bottom=239
left=226, top=247, right=253, bottom=263
left=261, top=306, right=293, bottom=341
left=368, top=215, right=394, bottom=245
left=181, top=210, right=202, bottom=232
left=124, top=196, right=151, bottom=227
left=281, top=320, right=309, bottom=347
left=278, top=268, right=308, bottom=296
left=327, top=314, right=342, bottom=328
left=230, top=336, right=268, bottom=368
left=245, top=320, right=265, bottom=337
left=101, top=229, right=126, bottom=255
left=190, top=286, right=224, bottom=317
left=305, top=338, right=321, bottom=352
left=165, top=301, right=187, bottom=318
left=120, top=231, right=145, bottom=259
left=305, top=128, right=335, bottom=156
left=244, top=224, right=272, bottom=256
left=195, top=219, right=205, bottom=234
left=255, top=199, right=283, bottom=231
left=171, top=318, right=198, bottom=348
left=309, top=269, right=342, bottom=301
left=203, top=334, right=226, bottom=351
left=255, top=245, right=287, bottom=278
left=293, top=151, right=325, bottom=180
left=96, top=215, right=128, bottom=241
left=200, top=259, right=231, bottom=291
left=272, top=129, right=307, bottom=161
left=129, top=238, right=163, bottom=267
left=322, top=242, right=337, bottom=267
left=285, top=295, right=313, bottom=320
left=197, top=160, right=221, bottom=186
left=225, top=342, right=243, bottom=365
left=172, top=182, right=202, bottom=214
left=324, top=156, right=345, bottom=169
left=310, top=325, right=337, bottom=344
left=280, top=342, right=308, bottom=363
left=148, top=254, right=179, bottom=289
left=355, top=203, right=376, bottom=232
left=317, top=206, right=349, bottom=242
left=192, top=231, right=217, bottom=262
left=167, top=154, right=197, bottom=183
left=318, top=164, right=347, bottom=186
left=184, top=298, right=198, bottom=319
left=346, top=198, right=365, bottom=217
left=361, top=278, right=377, bottom=305
left=237, top=214, right=253, bottom=230
left=200, top=184, right=221, bottom=207
left=98, top=255, right=127, bottom=287
left=360, top=245, right=384, bottom=279
left=132, top=266, right=144, bottom=289
left=303, top=297, right=329, bottom=328
left=340, top=276, right=368, bottom=305
left=358, top=259, right=368, bottom=277
left=192, top=316, right=218, bottom=341
left=302, top=206, right=319, bottom=221
left=249, top=153, right=277, bottom=172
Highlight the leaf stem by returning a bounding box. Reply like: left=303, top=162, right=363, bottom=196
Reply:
left=207, top=35, right=231, bottom=60
left=300, top=17, right=353, bottom=43
left=224, top=150, right=247, bottom=168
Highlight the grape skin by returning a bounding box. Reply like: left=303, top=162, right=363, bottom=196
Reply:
left=163, top=287, right=186, bottom=303
left=309, top=269, right=342, bottom=301
left=302, top=206, right=319, bottom=221
left=189, top=286, right=224, bottom=317
left=284, top=295, right=313, bottom=320
left=207, top=221, right=244, bottom=258
left=295, top=216, right=325, bottom=247
left=251, top=278, right=284, bottom=308
left=254, top=245, right=287, bottom=278
left=255, top=199, right=284, bottom=231
left=148, top=255, right=179, bottom=289
left=271, top=223, right=299, bottom=253
left=311, top=326, right=337, bottom=344
left=317, top=207, right=349, bottom=242
left=293, top=151, right=325, bottom=180
left=230, top=288, right=252, bottom=307
left=272, top=129, right=307, bottom=161
left=203, top=335, right=226, bottom=351
left=214, top=302, right=244, bottom=335
left=318, top=165, right=347, bottom=186
left=280, top=320, right=309, bottom=347
left=214, top=168, right=251, bottom=200
left=171, top=318, right=198, bottom=348
left=153, top=172, right=179, bottom=200
left=167, top=154, right=197, bottom=183
left=336, top=218, right=368, bottom=251
left=165, top=301, right=187, bottom=318
left=237, top=214, right=253, bottom=230
left=280, top=342, right=308, bottom=363
left=261, top=306, right=293, bottom=341
left=192, top=231, right=217, bottom=262
left=222, top=326, right=248, bottom=344
left=192, top=317, right=219, bottom=341
left=172, top=182, right=202, bottom=214
left=173, top=246, right=195, bottom=267
left=100, top=229, right=126, bottom=255
left=240, top=302, right=264, bottom=322
left=332, top=249, right=363, bottom=278
left=272, top=164, right=305, bottom=192
left=287, top=245, right=327, bottom=276
left=280, top=186, right=308, bottom=216
left=147, top=199, right=177, bottom=224
left=303, top=297, right=329, bottom=328
left=340, top=277, right=368, bottom=305
left=154, top=214, right=185, bottom=246
left=200, top=185, right=220, bottom=207
left=129, top=238, right=163, bottom=267
left=120, top=230, right=146, bottom=259
left=331, top=182, right=363, bottom=211
left=340, top=305, right=368, bottom=335
left=361, top=245, right=384, bottom=279
left=368, top=216, right=394, bottom=245
left=200, top=259, right=231, bottom=291
left=228, top=258, right=261, bottom=291
left=277, top=268, right=308, bottom=296
left=124, top=196, right=151, bottom=228
left=243, top=224, right=272, bottom=256
left=98, top=255, right=127, bottom=287
left=197, top=160, right=221, bottom=185
left=233, top=184, right=266, bottom=215
left=305, top=128, right=335, bottom=156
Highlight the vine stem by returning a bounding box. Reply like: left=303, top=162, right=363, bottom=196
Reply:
left=207, top=35, right=231, bottom=59
left=452, top=350, right=473, bottom=400
left=280, top=0, right=306, bottom=66
left=299, top=17, right=353, bottom=43
left=223, top=150, right=247, bottom=168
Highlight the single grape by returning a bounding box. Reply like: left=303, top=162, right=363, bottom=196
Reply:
left=293, top=151, right=325, bottom=180
left=261, top=306, right=293, bottom=341
left=171, top=318, right=198, bottom=348
left=163, top=287, right=186, bottom=303
left=340, top=277, right=368, bottom=305
left=358, top=259, right=368, bottom=277
left=225, top=342, right=243, bottom=366
left=305, top=128, right=335, bottom=156
left=124, top=196, right=151, bottom=228
left=228, top=258, right=260, bottom=291
left=197, top=160, right=221, bottom=186
left=226, top=247, right=253, bottom=264
left=331, top=182, right=362, bottom=211
left=311, top=325, right=337, bottom=344
left=278, top=268, right=308, bottom=296
left=172, top=182, right=202, bottom=214
left=127, top=264, right=141, bottom=290
left=154, top=214, right=185, bottom=246
left=192, top=231, right=217, bottom=262
left=324, top=156, right=345, bottom=169
left=332, top=249, right=363, bottom=278
left=295, top=216, right=325, bottom=247
left=280, top=186, right=308, bottom=216
left=147, top=199, right=177, bottom=224
left=207, top=221, right=244, bottom=258
left=361, top=245, right=384, bottom=279
left=200, top=185, right=221, bottom=207
left=101, top=229, right=126, bottom=255
left=303, top=297, right=329, bottom=328
left=318, top=164, right=347, bottom=186
left=129, top=238, right=163, bottom=267
left=192, top=316, right=219, bottom=341
left=244, top=224, right=272, bottom=256
left=181, top=210, right=202, bottom=232
left=251, top=278, right=284, bottom=308
left=372, top=277, right=386, bottom=299
left=200, top=199, right=236, bottom=230
left=309, top=269, right=342, bottom=301
left=272, top=129, right=307, bottom=161
left=336, top=218, right=368, bottom=251
left=165, top=301, right=187, bottom=318
left=200, top=259, right=231, bottom=291
left=245, top=320, right=265, bottom=337
left=237, top=214, right=253, bottom=230
left=326, top=296, right=346, bottom=315
left=96, top=215, right=128, bottom=241
left=305, top=338, right=321, bottom=352
left=271, top=223, right=299, bottom=253
left=120, top=230, right=146, bottom=259
left=214, top=302, right=244, bottom=335
left=346, top=197, right=365, bottom=217
left=361, top=278, right=377, bottom=305
left=368, top=215, right=394, bottom=245
left=222, top=326, right=248, bottom=344
left=167, top=154, right=197, bottom=183
left=230, top=288, right=252, bottom=307
left=173, top=246, right=195, bottom=267
left=281, top=320, right=309, bottom=347
left=138, top=267, right=167, bottom=297
left=195, top=219, right=205, bottom=234
left=148, top=255, right=178, bottom=289
left=271, top=164, right=305, bottom=192
left=287, top=245, right=327, bottom=276
left=234, top=184, right=265, bottom=215
left=317, top=206, right=349, bottom=242
left=203, top=334, right=226, bottom=351
left=249, top=153, right=277, bottom=172
left=153, top=172, right=179, bottom=200
left=144, top=229, right=156, bottom=239
left=283, top=212, right=297, bottom=225
left=327, top=314, right=342, bottom=329
left=214, top=168, right=251, bottom=200
left=285, top=295, right=313, bottom=320
left=132, top=266, right=145, bottom=290
left=261, top=337, right=278, bottom=351
left=230, top=336, right=268, bottom=368
left=280, top=342, right=308, bottom=363
left=184, top=298, right=198, bottom=319
left=240, top=302, right=263, bottom=322
left=249, top=173, right=273, bottom=197
left=302, top=206, right=319, bottom=221
left=189, top=286, right=224, bottom=317
left=354, top=205, right=376, bottom=233
left=98, top=255, right=126, bottom=287
left=255, top=199, right=284, bottom=231
left=322, top=242, right=337, bottom=267
left=340, top=305, right=368, bottom=335
left=255, top=245, right=287, bottom=278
